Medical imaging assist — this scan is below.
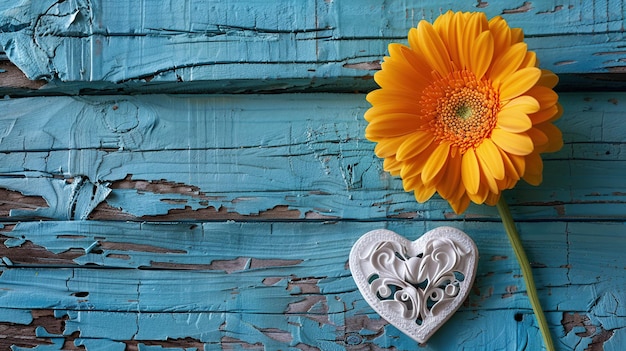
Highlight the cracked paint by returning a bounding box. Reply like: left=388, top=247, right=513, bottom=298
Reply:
left=0, top=1, right=622, bottom=93
left=0, top=2, right=624, bottom=349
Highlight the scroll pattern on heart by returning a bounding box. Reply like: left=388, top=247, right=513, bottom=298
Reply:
left=349, top=227, right=478, bottom=343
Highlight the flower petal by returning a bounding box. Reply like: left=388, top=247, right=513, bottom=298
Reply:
left=485, top=192, right=501, bottom=206
left=400, top=143, right=437, bottom=179
left=508, top=153, right=526, bottom=178
left=364, top=101, right=422, bottom=122
left=538, top=69, right=559, bottom=88
left=421, top=142, right=450, bottom=183
left=444, top=12, right=463, bottom=65
left=535, top=123, right=564, bottom=153
left=433, top=10, right=455, bottom=43
left=476, top=139, right=505, bottom=180
left=413, top=180, right=437, bottom=203
left=490, top=42, right=527, bottom=84
left=520, top=50, right=537, bottom=69
left=449, top=194, right=471, bottom=214
left=461, top=148, right=480, bottom=195
left=469, top=31, right=494, bottom=79
left=416, top=20, right=452, bottom=76
left=383, top=157, right=402, bottom=176
left=526, top=85, right=559, bottom=109
left=499, top=148, right=521, bottom=181
left=522, top=152, right=543, bottom=185
left=526, top=127, right=549, bottom=150
left=365, top=113, right=425, bottom=139
left=460, top=13, right=488, bottom=69
left=488, top=16, right=511, bottom=59
left=501, top=95, right=540, bottom=114
left=375, top=61, right=426, bottom=93
left=511, top=28, right=524, bottom=44
left=479, top=160, right=500, bottom=194
left=402, top=174, right=421, bottom=192
left=437, top=153, right=462, bottom=199
left=552, top=103, right=564, bottom=123
left=378, top=43, right=433, bottom=89
left=499, top=67, right=541, bottom=101
left=374, top=136, right=406, bottom=158
left=366, top=89, right=419, bottom=109
left=528, top=104, right=559, bottom=124
left=497, top=109, right=532, bottom=132
left=391, top=44, right=433, bottom=83
left=467, top=172, right=490, bottom=204
left=491, top=129, right=534, bottom=155
left=396, top=130, right=435, bottom=161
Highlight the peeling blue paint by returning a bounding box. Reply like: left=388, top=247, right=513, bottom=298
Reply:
left=0, top=1, right=623, bottom=91
left=11, top=340, right=66, bottom=351
left=0, top=1, right=625, bottom=349
left=1, top=94, right=625, bottom=221
left=0, top=307, right=32, bottom=324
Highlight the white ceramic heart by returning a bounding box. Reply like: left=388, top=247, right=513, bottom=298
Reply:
left=349, top=227, right=478, bottom=343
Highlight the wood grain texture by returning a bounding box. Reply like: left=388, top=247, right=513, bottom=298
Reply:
left=0, top=93, right=625, bottom=222
left=1, top=1, right=625, bottom=350
left=0, top=220, right=624, bottom=350
left=0, top=0, right=625, bottom=93
left=0, top=93, right=625, bottom=350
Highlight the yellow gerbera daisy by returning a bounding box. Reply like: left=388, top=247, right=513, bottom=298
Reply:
left=365, top=11, right=563, bottom=214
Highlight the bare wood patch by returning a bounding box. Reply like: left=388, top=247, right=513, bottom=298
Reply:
left=93, top=175, right=274, bottom=220
left=502, top=1, right=533, bottom=14
left=91, top=190, right=302, bottom=221
left=206, top=257, right=249, bottom=273
left=87, top=202, right=138, bottom=221
left=304, top=210, right=340, bottom=220
left=561, top=312, right=615, bottom=349
left=562, top=312, right=594, bottom=336
left=147, top=257, right=301, bottom=271
left=99, top=241, right=186, bottom=254
left=0, top=310, right=77, bottom=350
left=537, top=5, right=564, bottom=14
left=262, top=277, right=284, bottom=286
left=0, top=61, right=46, bottom=91
left=0, top=188, right=48, bottom=217
left=139, top=205, right=302, bottom=221
left=110, top=175, right=208, bottom=198
left=343, top=314, right=389, bottom=350
left=256, top=327, right=292, bottom=343
left=105, top=253, right=131, bottom=260
left=588, top=329, right=615, bottom=351
left=490, top=255, right=508, bottom=261
left=554, top=60, right=577, bottom=66
left=502, top=285, right=518, bottom=299
left=294, top=343, right=321, bottom=351
left=147, top=261, right=216, bottom=270
left=476, top=1, right=489, bottom=9
left=286, top=276, right=331, bottom=325
left=125, top=338, right=205, bottom=351
left=0, top=234, right=83, bottom=266
left=342, top=61, right=381, bottom=71
left=249, top=258, right=302, bottom=269
left=606, top=66, right=626, bottom=73
left=221, top=336, right=264, bottom=350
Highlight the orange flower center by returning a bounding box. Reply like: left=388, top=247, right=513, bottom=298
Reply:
left=421, top=70, right=500, bottom=153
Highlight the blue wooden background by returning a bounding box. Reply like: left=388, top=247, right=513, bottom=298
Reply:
left=0, top=1, right=625, bottom=350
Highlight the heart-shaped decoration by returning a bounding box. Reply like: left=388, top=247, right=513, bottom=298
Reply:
left=349, top=227, right=478, bottom=343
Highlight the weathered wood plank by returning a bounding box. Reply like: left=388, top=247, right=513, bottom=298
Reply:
left=0, top=93, right=625, bottom=221
left=0, top=2, right=622, bottom=351
left=0, top=0, right=624, bottom=93
left=0, top=220, right=624, bottom=350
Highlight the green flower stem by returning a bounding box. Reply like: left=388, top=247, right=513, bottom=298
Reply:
left=496, top=197, right=555, bottom=351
